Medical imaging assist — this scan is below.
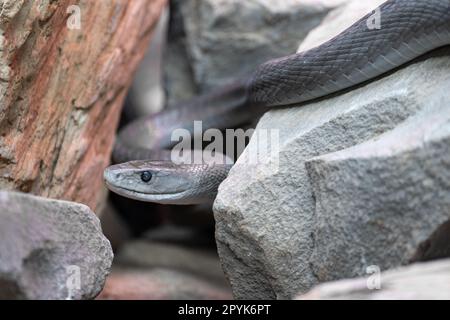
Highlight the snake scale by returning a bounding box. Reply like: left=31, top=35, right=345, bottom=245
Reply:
left=104, top=0, right=450, bottom=205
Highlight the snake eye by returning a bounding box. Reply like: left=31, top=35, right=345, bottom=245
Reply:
left=140, top=171, right=153, bottom=183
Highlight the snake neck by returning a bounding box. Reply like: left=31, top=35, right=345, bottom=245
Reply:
left=187, top=163, right=234, bottom=204
left=249, top=0, right=450, bottom=107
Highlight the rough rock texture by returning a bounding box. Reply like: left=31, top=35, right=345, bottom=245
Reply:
left=214, top=6, right=450, bottom=299
left=98, top=268, right=232, bottom=300
left=164, top=0, right=348, bottom=103
left=0, top=191, right=113, bottom=300
left=0, top=0, right=167, bottom=211
left=307, top=81, right=450, bottom=282
left=299, top=259, right=450, bottom=300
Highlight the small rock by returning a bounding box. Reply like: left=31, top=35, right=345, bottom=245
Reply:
left=102, top=231, right=232, bottom=300
left=143, top=224, right=217, bottom=248
left=0, top=192, right=113, bottom=300
left=98, top=267, right=232, bottom=300
left=298, top=259, right=450, bottom=300
left=116, top=239, right=229, bottom=286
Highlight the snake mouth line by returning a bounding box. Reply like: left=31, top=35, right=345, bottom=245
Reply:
left=104, top=180, right=187, bottom=197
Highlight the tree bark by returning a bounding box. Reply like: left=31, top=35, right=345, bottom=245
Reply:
left=0, top=0, right=167, bottom=211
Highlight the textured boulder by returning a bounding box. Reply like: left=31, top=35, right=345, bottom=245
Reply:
left=0, top=191, right=113, bottom=300
left=214, top=17, right=450, bottom=300
left=299, top=259, right=450, bottom=300
left=164, top=0, right=348, bottom=103
left=307, top=86, right=450, bottom=281
left=0, top=0, right=167, bottom=211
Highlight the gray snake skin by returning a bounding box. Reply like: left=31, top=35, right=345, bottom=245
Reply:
left=104, top=0, right=450, bottom=205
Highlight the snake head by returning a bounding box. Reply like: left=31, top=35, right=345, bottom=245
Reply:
left=103, top=160, right=199, bottom=205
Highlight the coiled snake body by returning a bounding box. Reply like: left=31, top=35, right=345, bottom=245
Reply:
left=104, top=0, right=450, bottom=205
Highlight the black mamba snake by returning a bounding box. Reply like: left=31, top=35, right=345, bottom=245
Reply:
left=104, top=0, right=450, bottom=205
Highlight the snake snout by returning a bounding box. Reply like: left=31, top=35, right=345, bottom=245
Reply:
left=103, top=165, right=123, bottom=190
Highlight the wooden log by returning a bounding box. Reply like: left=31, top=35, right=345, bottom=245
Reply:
left=0, top=0, right=167, bottom=211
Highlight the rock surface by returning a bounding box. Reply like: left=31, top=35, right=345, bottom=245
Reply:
left=0, top=0, right=167, bottom=211
left=0, top=191, right=113, bottom=300
left=299, top=259, right=450, bottom=300
left=214, top=2, right=450, bottom=299
left=165, top=0, right=348, bottom=103
left=307, top=84, right=450, bottom=282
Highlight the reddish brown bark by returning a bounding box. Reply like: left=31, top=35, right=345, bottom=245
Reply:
left=0, top=0, right=167, bottom=211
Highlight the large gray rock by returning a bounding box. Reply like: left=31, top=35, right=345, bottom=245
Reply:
left=165, top=0, right=348, bottom=101
left=0, top=191, right=113, bottom=300
left=307, top=85, right=450, bottom=282
left=214, top=39, right=450, bottom=301
left=298, top=259, right=450, bottom=300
